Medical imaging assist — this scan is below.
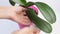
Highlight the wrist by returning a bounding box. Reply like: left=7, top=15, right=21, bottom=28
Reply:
left=0, top=12, right=10, bottom=19
left=0, top=9, right=10, bottom=19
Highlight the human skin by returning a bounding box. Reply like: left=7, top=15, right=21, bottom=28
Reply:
left=12, top=27, right=40, bottom=34
left=0, top=6, right=32, bottom=25
left=0, top=6, right=39, bottom=34
left=18, top=5, right=38, bottom=29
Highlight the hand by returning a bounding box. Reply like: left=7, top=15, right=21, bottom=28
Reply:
left=0, top=6, right=32, bottom=25
left=8, top=6, right=32, bottom=25
left=12, top=27, right=40, bottom=34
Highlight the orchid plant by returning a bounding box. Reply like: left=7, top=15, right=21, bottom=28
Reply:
left=9, top=0, right=56, bottom=33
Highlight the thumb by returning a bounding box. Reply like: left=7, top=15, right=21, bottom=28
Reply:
left=15, top=6, right=26, bottom=14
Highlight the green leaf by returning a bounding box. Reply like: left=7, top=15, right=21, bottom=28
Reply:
left=12, top=0, right=27, bottom=6
left=35, top=2, right=56, bottom=24
left=26, top=2, right=35, bottom=7
left=9, top=0, right=15, bottom=6
left=26, top=8, right=52, bottom=33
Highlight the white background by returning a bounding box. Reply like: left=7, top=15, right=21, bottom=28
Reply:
left=0, top=0, right=60, bottom=34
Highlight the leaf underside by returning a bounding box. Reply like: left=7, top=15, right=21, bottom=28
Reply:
left=35, top=2, right=56, bottom=24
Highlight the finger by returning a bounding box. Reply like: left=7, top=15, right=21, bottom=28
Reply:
left=21, top=16, right=32, bottom=25
left=20, top=11, right=26, bottom=16
left=33, top=30, right=40, bottom=34
left=19, top=6, right=26, bottom=10
left=23, top=16, right=32, bottom=23
left=12, top=16, right=32, bottom=25
left=16, top=6, right=26, bottom=14
left=31, top=28, right=40, bottom=34
left=22, top=27, right=40, bottom=34
left=24, top=16, right=29, bottom=20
